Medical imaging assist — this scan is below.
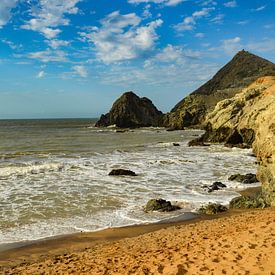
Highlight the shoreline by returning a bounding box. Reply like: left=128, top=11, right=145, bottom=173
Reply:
left=0, top=207, right=274, bottom=274
left=0, top=209, right=244, bottom=264
left=0, top=187, right=261, bottom=254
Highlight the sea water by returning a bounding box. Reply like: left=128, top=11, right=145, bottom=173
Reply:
left=0, top=119, right=259, bottom=246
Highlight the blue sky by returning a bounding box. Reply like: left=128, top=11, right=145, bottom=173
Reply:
left=0, top=0, right=274, bottom=118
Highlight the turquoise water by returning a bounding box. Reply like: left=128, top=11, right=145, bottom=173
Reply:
left=0, top=119, right=259, bottom=245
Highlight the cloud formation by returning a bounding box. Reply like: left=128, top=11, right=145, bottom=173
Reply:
left=73, top=65, right=88, bottom=78
left=81, top=11, right=163, bottom=63
left=222, top=37, right=242, bottom=55
left=224, top=1, right=237, bottom=8
left=128, top=0, right=185, bottom=6
left=22, top=0, right=82, bottom=41
left=36, top=70, right=45, bottom=78
left=29, top=49, right=67, bottom=62
left=0, top=0, right=18, bottom=28
left=174, top=7, right=214, bottom=31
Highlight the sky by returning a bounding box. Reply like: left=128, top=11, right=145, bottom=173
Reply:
left=0, top=0, right=274, bottom=118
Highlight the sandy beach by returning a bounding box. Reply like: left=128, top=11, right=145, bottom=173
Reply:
left=0, top=207, right=274, bottom=274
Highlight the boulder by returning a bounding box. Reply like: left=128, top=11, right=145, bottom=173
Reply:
left=228, top=173, right=258, bottom=184
left=144, top=199, right=180, bottom=212
left=205, top=182, right=227, bottom=193
left=109, top=169, right=137, bottom=176
left=198, top=203, right=228, bottom=215
left=95, top=92, right=163, bottom=128
left=229, top=194, right=270, bottom=209
left=173, top=143, right=180, bottom=146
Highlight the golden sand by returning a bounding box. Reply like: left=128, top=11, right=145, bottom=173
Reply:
left=0, top=208, right=274, bottom=274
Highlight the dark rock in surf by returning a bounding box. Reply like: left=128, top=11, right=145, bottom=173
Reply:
left=173, top=143, right=180, bottom=146
left=228, top=173, right=258, bottom=184
left=95, top=91, right=163, bottom=128
left=206, top=182, right=227, bottom=193
left=109, top=169, right=137, bottom=176
left=144, top=199, right=180, bottom=212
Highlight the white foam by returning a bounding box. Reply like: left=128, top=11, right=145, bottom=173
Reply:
left=0, top=129, right=259, bottom=245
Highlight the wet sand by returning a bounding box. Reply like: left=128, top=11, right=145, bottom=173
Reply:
left=0, top=207, right=274, bottom=274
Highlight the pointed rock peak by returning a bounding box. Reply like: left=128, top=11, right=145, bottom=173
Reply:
left=166, top=51, right=275, bottom=129
left=188, top=50, right=275, bottom=97
left=232, top=49, right=271, bottom=62
left=95, top=91, right=163, bottom=128
left=121, top=91, right=138, bottom=98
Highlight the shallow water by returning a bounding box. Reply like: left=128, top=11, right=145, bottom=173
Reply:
left=0, top=119, right=259, bottom=245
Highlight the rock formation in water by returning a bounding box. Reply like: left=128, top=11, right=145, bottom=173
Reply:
left=95, top=91, right=163, bottom=128
left=163, top=50, right=275, bottom=129
left=193, top=76, right=275, bottom=206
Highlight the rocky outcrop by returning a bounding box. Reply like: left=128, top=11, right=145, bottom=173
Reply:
left=95, top=92, right=163, bottom=128
left=163, top=51, right=275, bottom=129
left=204, top=182, right=227, bottom=193
left=198, top=203, right=228, bottom=215
left=229, top=194, right=270, bottom=209
left=195, top=76, right=275, bottom=206
left=144, top=199, right=180, bottom=212
left=228, top=173, right=258, bottom=184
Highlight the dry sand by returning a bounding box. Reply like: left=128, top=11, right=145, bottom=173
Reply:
left=0, top=208, right=274, bottom=274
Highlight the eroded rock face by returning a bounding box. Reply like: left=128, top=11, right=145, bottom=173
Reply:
left=196, top=76, right=275, bottom=206
left=163, top=51, right=275, bottom=129
left=95, top=92, right=163, bottom=128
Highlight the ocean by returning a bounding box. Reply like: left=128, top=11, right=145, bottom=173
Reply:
left=0, top=119, right=259, bottom=247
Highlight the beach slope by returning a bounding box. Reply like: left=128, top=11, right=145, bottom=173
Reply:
left=1, top=208, right=274, bottom=274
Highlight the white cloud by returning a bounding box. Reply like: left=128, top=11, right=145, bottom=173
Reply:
left=154, top=45, right=185, bottom=63
left=36, top=70, right=45, bottom=78
left=128, top=0, right=185, bottom=6
left=193, top=8, right=214, bottom=18
left=0, top=0, right=18, bottom=28
left=251, top=6, right=266, bottom=12
left=246, top=39, right=275, bottom=53
left=200, top=0, right=217, bottom=6
left=210, top=14, right=224, bottom=24
left=237, top=20, right=249, bottom=25
left=153, top=44, right=201, bottom=64
left=224, top=1, right=237, bottom=8
left=222, top=37, right=242, bottom=55
left=98, top=53, right=218, bottom=90
left=1, top=38, right=21, bottom=50
left=82, top=11, right=163, bottom=63
left=22, top=0, right=82, bottom=39
left=47, top=39, right=70, bottom=49
left=28, top=49, right=67, bottom=62
left=73, top=65, right=88, bottom=78
left=174, top=8, right=214, bottom=31
left=195, top=32, right=205, bottom=38
left=142, top=4, right=152, bottom=18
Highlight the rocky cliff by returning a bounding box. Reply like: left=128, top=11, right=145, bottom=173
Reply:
left=163, top=50, right=275, bottom=129
left=95, top=91, right=163, bottom=128
left=195, top=76, right=275, bottom=206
